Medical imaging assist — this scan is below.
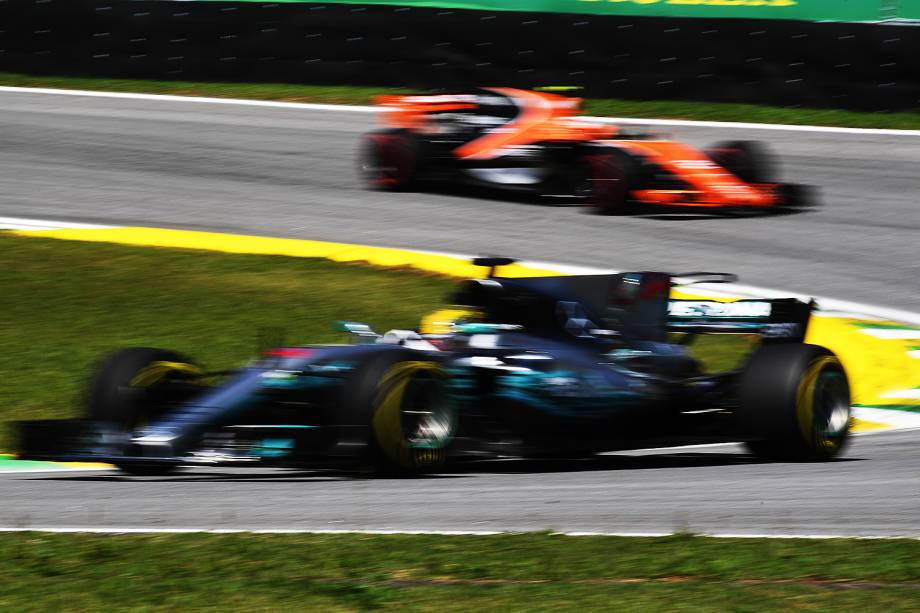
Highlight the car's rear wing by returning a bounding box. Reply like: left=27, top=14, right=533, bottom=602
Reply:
left=375, top=93, right=479, bottom=130
left=604, top=271, right=815, bottom=343
left=457, top=263, right=814, bottom=344
left=666, top=298, right=814, bottom=342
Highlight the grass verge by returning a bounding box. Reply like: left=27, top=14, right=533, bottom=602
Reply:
left=0, top=532, right=918, bottom=611
left=3, top=71, right=920, bottom=130
left=0, top=232, right=751, bottom=448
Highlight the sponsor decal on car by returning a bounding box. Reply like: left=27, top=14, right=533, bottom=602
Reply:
left=668, top=301, right=772, bottom=318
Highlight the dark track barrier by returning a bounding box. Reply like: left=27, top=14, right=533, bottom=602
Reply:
left=0, top=0, right=918, bottom=111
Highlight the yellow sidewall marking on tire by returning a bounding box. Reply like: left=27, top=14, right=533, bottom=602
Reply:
left=130, top=361, right=203, bottom=388
left=796, top=355, right=845, bottom=451
left=372, top=361, right=448, bottom=470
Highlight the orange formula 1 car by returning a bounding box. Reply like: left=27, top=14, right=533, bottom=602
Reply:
left=359, top=88, right=814, bottom=214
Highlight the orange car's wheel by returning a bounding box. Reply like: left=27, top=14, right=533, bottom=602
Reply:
left=577, top=152, right=637, bottom=215
left=705, top=140, right=774, bottom=184
left=776, top=183, right=819, bottom=211
left=360, top=130, right=420, bottom=191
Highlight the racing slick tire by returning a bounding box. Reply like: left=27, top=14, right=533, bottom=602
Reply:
left=576, top=149, right=639, bottom=215
left=774, top=183, right=819, bottom=212
left=738, top=344, right=851, bottom=462
left=87, top=347, right=201, bottom=475
left=705, top=140, right=774, bottom=184
left=359, top=129, right=424, bottom=191
left=342, top=350, right=456, bottom=475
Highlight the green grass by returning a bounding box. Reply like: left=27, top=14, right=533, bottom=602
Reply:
left=0, top=233, right=753, bottom=448
left=0, top=532, right=918, bottom=611
left=3, top=71, right=920, bottom=130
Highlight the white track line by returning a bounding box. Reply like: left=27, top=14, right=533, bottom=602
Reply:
left=0, top=86, right=377, bottom=113
left=2, top=85, right=920, bottom=137
left=587, top=115, right=920, bottom=136
left=881, top=389, right=920, bottom=400
left=0, top=527, right=916, bottom=539
left=0, top=467, right=112, bottom=474
left=860, top=328, right=920, bottom=340
left=0, top=216, right=113, bottom=231
left=852, top=407, right=920, bottom=429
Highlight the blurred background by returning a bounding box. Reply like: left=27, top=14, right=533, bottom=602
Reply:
left=2, top=0, right=919, bottom=111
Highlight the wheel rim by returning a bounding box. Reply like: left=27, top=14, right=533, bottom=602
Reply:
left=373, top=361, right=455, bottom=469
left=400, top=375, right=453, bottom=448
left=814, top=369, right=850, bottom=439
left=796, top=357, right=850, bottom=453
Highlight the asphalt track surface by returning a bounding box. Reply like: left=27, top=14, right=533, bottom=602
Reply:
left=2, top=431, right=918, bottom=536
left=1, top=90, right=918, bottom=536
left=1, top=90, right=918, bottom=313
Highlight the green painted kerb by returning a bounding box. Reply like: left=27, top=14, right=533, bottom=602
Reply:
left=206, top=0, right=895, bottom=22
left=851, top=322, right=920, bottom=331
left=855, top=404, right=920, bottom=413
left=0, top=454, right=92, bottom=472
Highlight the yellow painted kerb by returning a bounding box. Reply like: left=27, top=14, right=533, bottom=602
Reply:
left=13, top=226, right=562, bottom=279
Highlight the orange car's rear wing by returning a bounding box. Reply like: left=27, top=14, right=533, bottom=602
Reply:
left=373, top=89, right=618, bottom=149
left=374, top=94, right=477, bottom=130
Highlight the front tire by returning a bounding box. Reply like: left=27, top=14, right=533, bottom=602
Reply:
left=706, top=140, right=774, bottom=184
left=343, top=351, right=456, bottom=475
left=775, top=183, right=819, bottom=212
left=739, top=344, right=851, bottom=461
left=87, top=347, right=201, bottom=475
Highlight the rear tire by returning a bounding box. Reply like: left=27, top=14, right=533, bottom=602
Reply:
left=706, top=140, right=774, bottom=184
left=359, top=129, right=422, bottom=191
left=87, top=347, right=200, bottom=475
left=576, top=149, right=639, bottom=215
left=739, top=344, right=851, bottom=461
left=342, top=351, right=455, bottom=475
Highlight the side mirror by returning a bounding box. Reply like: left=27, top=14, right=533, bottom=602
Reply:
left=471, top=256, right=517, bottom=278
left=335, top=321, right=380, bottom=344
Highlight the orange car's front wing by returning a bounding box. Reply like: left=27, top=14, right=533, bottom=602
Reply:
left=633, top=185, right=782, bottom=208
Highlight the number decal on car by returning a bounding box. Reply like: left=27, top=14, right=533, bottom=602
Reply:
left=673, top=160, right=718, bottom=170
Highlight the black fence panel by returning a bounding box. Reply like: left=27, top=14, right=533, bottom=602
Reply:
left=0, top=0, right=918, bottom=111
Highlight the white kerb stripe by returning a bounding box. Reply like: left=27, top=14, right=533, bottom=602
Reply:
left=0, top=217, right=114, bottom=231
left=0, top=86, right=378, bottom=112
